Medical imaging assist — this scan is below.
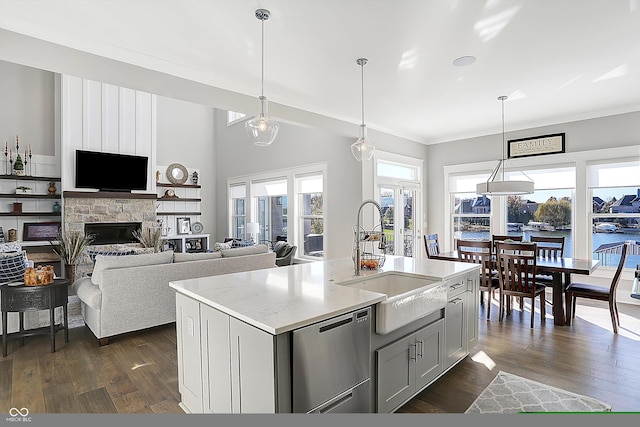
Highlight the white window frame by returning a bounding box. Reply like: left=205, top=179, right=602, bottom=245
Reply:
left=227, top=110, right=247, bottom=126
left=295, top=173, right=324, bottom=260
left=227, top=162, right=328, bottom=261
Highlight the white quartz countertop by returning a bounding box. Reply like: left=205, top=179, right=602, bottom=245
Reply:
left=169, top=255, right=477, bottom=335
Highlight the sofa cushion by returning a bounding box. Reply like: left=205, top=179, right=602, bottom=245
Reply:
left=0, top=242, right=22, bottom=253
left=173, top=251, right=222, bottom=262
left=75, top=277, right=102, bottom=309
left=0, top=251, right=28, bottom=284
left=221, top=244, right=268, bottom=258
left=214, top=241, right=233, bottom=251
left=91, top=250, right=174, bottom=287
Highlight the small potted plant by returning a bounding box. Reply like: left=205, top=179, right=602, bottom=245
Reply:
left=133, top=227, right=163, bottom=253
left=50, top=230, right=95, bottom=284
left=15, top=186, right=32, bottom=194
left=13, top=153, right=24, bottom=176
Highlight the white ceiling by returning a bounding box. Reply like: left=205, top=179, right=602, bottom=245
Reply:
left=1, top=0, right=639, bottom=145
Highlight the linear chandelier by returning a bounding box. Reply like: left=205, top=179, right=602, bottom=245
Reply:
left=476, top=96, right=534, bottom=196
left=245, top=8, right=280, bottom=146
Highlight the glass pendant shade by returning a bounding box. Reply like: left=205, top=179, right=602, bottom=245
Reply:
left=246, top=9, right=279, bottom=146
left=351, top=124, right=375, bottom=162
left=245, top=96, right=279, bottom=146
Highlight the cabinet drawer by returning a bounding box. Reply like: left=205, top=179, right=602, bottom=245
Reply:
left=447, top=277, right=466, bottom=298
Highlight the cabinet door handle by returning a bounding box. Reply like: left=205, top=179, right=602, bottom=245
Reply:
left=450, top=298, right=463, bottom=305
left=409, top=343, right=416, bottom=361
left=417, top=340, right=423, bottom=359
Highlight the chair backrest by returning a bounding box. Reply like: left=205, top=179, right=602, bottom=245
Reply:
left=496, top=241, right=538, bottom=294
left=491, top=234, right=523, bottom=254
left=457, top=239, right=493, bottom=288
left=424, top=234, right=440, bottom=258
left=530, top=236, right=565, bottom=258
left=610, top=242, right=630, bottom=297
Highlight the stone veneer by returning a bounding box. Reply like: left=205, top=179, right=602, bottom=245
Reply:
left=63, top=195, right=157, bottom=278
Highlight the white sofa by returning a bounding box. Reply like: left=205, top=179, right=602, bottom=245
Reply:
left=73, top=245, right=276, bottom=345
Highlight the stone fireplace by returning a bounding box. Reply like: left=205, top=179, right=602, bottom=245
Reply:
left=63, top=192, right=158, bottom=277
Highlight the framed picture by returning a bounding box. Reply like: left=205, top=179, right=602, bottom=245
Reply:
left=177, top=217, right=191, bottom=235
left=22, top=222, right=61, bottom=241
left=508, top=133, right=565, bottom=159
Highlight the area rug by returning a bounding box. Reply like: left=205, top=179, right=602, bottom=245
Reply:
left=465, top=371, right=611, bottom=413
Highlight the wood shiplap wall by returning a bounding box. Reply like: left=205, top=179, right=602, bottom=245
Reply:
left=61, top=75, right=156, bottom=192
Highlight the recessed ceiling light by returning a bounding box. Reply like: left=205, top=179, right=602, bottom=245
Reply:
left=453, top=56, right=476, bottom=67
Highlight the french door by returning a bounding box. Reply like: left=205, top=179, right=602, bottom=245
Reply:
left=379, top=185, right=420, bottom=257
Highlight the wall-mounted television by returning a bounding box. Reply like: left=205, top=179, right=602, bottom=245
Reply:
left=75, top=150, right=148, bottom=192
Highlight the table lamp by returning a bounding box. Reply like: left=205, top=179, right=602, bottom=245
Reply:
left=246, top=222, right=260, bottom=243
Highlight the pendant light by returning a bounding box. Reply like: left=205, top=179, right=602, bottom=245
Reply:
left=351, top=58, right=375, bottom=162
left=245, top=9, right=279, bottom=146
left=476, top=96, right=534, bottom=195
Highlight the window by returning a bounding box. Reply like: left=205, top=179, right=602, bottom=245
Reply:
left=505, top=167, right=575, bottom=255
left=230, top=184, right=246, bottom=238
left=228, top=163, right=327, bottom=260
left=588, top=160, right=640, bottom=268
left=297, top=174, right=324, bottom=258
left=227, top=110, right=246, bottom=126
left=450, top=173, right=492, bottom=242
left=252, top=179, right=288, bottom=244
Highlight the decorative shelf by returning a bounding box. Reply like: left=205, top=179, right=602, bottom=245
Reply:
left=156, top=211, right=202, bottom=216
left=157, top=197, right=201, bottom=202
left=0, top=212, right=61, bottom=217
left=156, top=183, right=201, bottom=189
left=0, top=193, right=61, bottom=199
left=0, top=175, right=61, bottom=182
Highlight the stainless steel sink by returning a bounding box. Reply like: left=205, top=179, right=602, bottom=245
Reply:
left=338, top=272, right=447, bottom=335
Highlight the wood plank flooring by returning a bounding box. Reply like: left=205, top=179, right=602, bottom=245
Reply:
left=1, top=293, right=639, bottom=414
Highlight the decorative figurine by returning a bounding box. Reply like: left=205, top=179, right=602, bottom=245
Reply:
left=192, top=171, right=199, bottom=185
left=48, top=182, right=57, bottom=195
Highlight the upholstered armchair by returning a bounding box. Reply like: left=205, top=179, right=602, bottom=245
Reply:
left=273, top=241, right=297, bottom=266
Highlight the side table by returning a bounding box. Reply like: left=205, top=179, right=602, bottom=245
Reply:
left=1, top=278, right=69, bottom=357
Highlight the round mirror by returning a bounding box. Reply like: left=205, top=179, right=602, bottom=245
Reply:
left=166, top=163, right=188, bottom=184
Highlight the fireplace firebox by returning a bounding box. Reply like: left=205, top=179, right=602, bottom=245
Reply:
left=85, top=222, right=141, bottom=245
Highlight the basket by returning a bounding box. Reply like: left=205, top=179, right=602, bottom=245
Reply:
left=359, top=252, right=385, bottom=270
left=23, top=265, right=55, bottom=286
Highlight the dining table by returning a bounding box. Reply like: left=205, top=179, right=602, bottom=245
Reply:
left=429, top=250, right=601, bottom=325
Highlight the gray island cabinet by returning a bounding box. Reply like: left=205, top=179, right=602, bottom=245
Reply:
left=169, top=256, right=479, bottom=414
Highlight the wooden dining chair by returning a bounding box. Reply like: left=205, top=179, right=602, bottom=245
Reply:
left=424, top=234, right=440, bottom=259
left=495, top=241, right=546, bottom=328
left=531, top=234, right=565, bottom=286
left=457, top=239, right=499, bottom=320
left=491, top=234, right=523, bottom=254
left=565, top=242, right=629, bottom=334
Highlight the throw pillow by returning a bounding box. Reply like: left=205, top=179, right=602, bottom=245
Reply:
left=0, top=250, right=28, bottom=284
left=87, top=249, right=137, bottom=264
left=220, top=244, right=268, bottom=258
left=91, top=250, right=174, bottom=287
left=0, top=242, right=21, bottom=253
left=214, top=241, right=233, bottom=251
left=173, top=251, right=222, bottom=262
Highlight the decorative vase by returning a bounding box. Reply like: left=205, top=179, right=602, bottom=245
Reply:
left=52, top=201, right=61, bottom=213
left=65, top=264, right=76, bottom=285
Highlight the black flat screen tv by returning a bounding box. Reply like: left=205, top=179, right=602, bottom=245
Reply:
left=76, top=150, right=148, bottom=192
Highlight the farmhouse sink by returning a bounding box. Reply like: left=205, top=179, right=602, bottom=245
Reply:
left=339, top=272, right=447, bottom=335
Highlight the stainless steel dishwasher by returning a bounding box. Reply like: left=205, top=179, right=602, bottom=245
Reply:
left=292, top=306, right=371, bottom=413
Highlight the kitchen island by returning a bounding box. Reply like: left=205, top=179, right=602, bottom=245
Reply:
left=169, top=255, right=480, bottom=414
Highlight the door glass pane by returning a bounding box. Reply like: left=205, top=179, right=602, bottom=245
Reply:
left=403, top=189, right=415, bottom=257
left=380, top=187, right=395, bottom=255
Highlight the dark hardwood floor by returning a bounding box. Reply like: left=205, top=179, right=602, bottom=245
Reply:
left=1, top=291, right=639, bottom=414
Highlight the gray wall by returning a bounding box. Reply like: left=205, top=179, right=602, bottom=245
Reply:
left=425, top=111, right=640, bottom=240
left=0, top=60, right=56, bottom=156
left=156, top=96, right=216, bottom=235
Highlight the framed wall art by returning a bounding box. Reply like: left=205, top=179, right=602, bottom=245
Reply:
left=177, top=217, right=191, bottom=235
left=22, top=222, right=61, bottom=241
left=508, top=133, right=565, bottom=159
